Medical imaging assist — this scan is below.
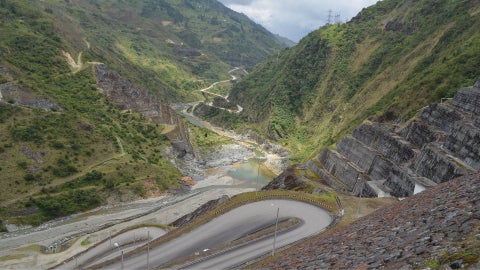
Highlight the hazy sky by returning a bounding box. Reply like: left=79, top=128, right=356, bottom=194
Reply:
left=218, top=0, right=379, bottom=42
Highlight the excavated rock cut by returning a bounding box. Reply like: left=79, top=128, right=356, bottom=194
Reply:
left=305, top=81, right=480, bottom=198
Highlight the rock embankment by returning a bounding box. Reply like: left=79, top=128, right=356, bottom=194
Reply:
left=94, top=64, right=193, bottom=155
left=259, top=173, right=480, bottom=269
left=170, top=195, right=229, bottom=228
left=303, top=81, right=480, bottom=197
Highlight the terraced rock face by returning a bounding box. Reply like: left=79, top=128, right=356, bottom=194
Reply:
left=259, top=173, right=480, bottom=269
left=270, top=81, right=480, bottom=198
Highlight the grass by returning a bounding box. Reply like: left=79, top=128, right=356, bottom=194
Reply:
left=422, top=231, right=480, bottom=269
left=187, top=121, right=233, bottom=152
left=0, top=254, right=28, bottom=262
left=80, top=237, right=91, bottom=246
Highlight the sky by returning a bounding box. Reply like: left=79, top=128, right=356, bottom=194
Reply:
left=218, top=0, right=379, bottom=42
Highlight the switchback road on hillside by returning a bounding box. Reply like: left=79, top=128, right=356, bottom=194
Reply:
left=91, top=199, right=332, bottom=269
left=195, top=67, right=246, bottom=114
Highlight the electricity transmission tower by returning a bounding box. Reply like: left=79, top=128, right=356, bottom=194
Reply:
left=335, top=13, right=341, bottom=24
left=327, top=9, right=333, bottom=25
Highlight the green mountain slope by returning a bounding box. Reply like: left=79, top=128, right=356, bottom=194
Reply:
left=0, top=0, right=283, bottom=227
left=37, top=0, right=286, bottom=102
left=229, top=0, right=480, bottom=162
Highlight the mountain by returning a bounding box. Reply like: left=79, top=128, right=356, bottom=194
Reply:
left=0, top=0, right=284, bottom=227
left=265, top=80, right=480, bottom=199
left=274, top=34, right=296, bottom=47
left=228, top=0, right=480, bottom=162
left=32, top=0, right=286, bottom=102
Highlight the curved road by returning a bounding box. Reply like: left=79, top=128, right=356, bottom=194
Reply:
left=57, top=227, right=166, bottom=269
left=93, top=199, right=332, bottom=269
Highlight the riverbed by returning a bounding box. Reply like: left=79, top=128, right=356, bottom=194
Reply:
left=172, top=102, right=287, bottom=181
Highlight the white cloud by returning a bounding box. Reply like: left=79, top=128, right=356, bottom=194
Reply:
left=219, top=0, right=379, bottom=42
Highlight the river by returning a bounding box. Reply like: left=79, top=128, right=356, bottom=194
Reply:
left=171, top=102, right=283, bottom=191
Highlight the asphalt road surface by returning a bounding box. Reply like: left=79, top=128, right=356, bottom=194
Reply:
left=94, top=199, right=332, bottom=269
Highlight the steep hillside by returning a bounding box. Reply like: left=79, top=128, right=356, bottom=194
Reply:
left=229, top=0, right=480, bottom=162
left=258, top=172, right=480, bottom=269
left=0, top=0, right=283, bottom=228
left=265, top=81, right=480, bottom=201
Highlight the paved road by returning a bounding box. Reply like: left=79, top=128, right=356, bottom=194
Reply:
left=0, top=188, right=253, bottom=269
left=58, top=227, right=166, bottom=269
left=95, top=199, right=332, bottom=269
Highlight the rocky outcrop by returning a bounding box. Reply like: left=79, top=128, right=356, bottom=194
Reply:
left=94, top=64, right=193, bottom=155
left=411, top=145, right=467, bottom=183
left=259, top=173, right=480, bottom=269
left=451, top=86, right=480, bottom=115
left=445, top=121, right=480, bottom=169
left=398, top=120, right=438, bottom=148
left=170, top=195, right=229, bottom=228
left=304, top=81, right=480, bottom=198
left=419, top=103, right=462, bottom=133
left=0, top=82, right=62, bottom=111
left=352, top=124, right=415, bottom=163
left=262, top=167, right=309, bottom=191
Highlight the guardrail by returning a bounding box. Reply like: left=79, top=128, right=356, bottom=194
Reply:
left=88, top=190, right=339, bottom=269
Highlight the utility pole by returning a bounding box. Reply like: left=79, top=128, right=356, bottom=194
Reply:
left=272, top=207, right=279, bottom=256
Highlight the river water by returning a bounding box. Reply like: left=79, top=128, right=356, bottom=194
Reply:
left=227, top=158, right=275, bottom=188
left=172, top=103, right=281, bottom=190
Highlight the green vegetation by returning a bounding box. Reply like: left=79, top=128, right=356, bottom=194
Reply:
left=0, top=0, right=287, bottom=227
left=34, top=189, right=103, bottom=219
left=24, top=0, right=285, bottom=103
left=0, top=0, right=200, bottom=225
left=193, top=103, right=245, bottom=130
left=80, top=237, right=91, bottom=246
left=0, top=215, right=6, bottom=232
left=188, top=122, right=232, bottom=152
left=228, top=0, right=480, bottom=162
left=0, top=0, right=286, bottom=226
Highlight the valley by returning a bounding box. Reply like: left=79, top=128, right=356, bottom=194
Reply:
left=0, top=65, right=284, bottom=269
left=1, top=0, right=480, bottom=268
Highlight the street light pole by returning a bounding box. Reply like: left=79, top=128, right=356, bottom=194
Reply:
left=272, top=207, right=279, bottom=256
left=356, top=178, right=363, bottom=218
left=147, top=230, right=150, bottom=270
left=256, top=159, right=260, bottom=197
left=121, top=250, right=124, bottom=270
